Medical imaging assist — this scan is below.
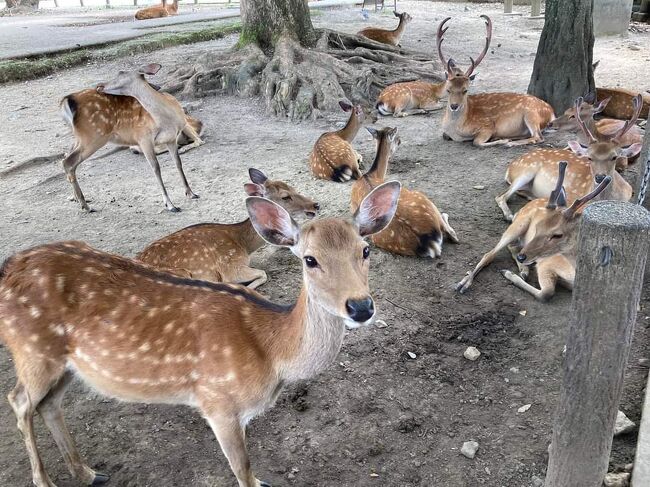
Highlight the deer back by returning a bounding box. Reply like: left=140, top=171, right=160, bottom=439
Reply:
left=597, top=88, right=650, bottom=120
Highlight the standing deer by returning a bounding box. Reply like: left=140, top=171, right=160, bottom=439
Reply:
left=60, top=63, right=203, bottom=212
left=437, top=15, right=555, bottom=146
left=357, top=11, right=412, bottom=47
left=134, top=0, right=179, bottom=20
left=137, top=168, right=320, bottom=289
left=309, top=101, right=375, bottom=182
left=0, top=181, right=400, bottom=487
left=350, top=126, right=458, bottom=257
left=456, top=162, right=612, bottom=301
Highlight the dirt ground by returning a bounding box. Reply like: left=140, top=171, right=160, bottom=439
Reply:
left=1, top=2, right=650, bottom=486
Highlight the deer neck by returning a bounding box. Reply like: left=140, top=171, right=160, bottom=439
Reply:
left=365, top=135, right=391, bottom=183
left=127, top=82, right=181, bottom=128
left=237, top=218, right=266, bottom=254
left=336, top=112, right=362, bottom=142
left=393, top=17, right=408, bottom=40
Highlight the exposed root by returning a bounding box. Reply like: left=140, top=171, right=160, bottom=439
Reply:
left=162, top=29, right=440, bottom=120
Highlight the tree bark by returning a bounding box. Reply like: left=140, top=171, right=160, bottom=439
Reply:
left=528, top=0, right=595, bottom=114
left=240, top=0, right=315, bottom=50
left=5, top=0, right=39, bottom=7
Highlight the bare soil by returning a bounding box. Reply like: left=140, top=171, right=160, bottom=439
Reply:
left=1, top=2, right=649, bottom=486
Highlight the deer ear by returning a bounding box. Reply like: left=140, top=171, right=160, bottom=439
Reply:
left=354, top=181, right=401, bottom=237
left=568, top=140, right=589, bottom=157
left=248, top=168, right=268, bottom=185
left=138, top=63, right=162, bottom=75
left=469, top=73, right=477, bottom=81
left=366, top=127, right=379, bottom=138
left=247, top=197, right=299, bottom=247
left=244, top=183, right=264, bottom=197
left=583, top=92, right=597, bottom=104
left=594, top=97, right=611, bottom=113
left=619, top=143, right=642, bottom=159
left=592, top=60, right=600, bottom=72
left=339, top=101, right=353, bottom=112
left=393, top=10, right=399, bottom=17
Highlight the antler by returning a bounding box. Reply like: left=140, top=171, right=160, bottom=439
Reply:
left=547, top=161, right=568, bottom=209
left=465, top=15, right=493, bottom=77
left=563, top=175, right=612, bottom=219
left=613, top=94, right=643, bottom=142
left=436, top=17, right=453, bottom=76
left=574, top=96, right=597, bottom=143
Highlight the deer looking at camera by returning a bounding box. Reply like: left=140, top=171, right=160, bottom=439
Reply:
left=0, top=181, right=400, bottom=487
left=494, top=95, right=642, bottom=221
left=457, top=162, right=612, bottom=301
left=437, top=15, right=554, bottom=147
left=309, top=101, right=375, bottom=182
left=137, top=168, right=320, bottom=289
left=350, top=126, right=458, bottom=257
left=60, top=63, right=204, bottom=212
left=134, top=0, right=178, bottom=20
left=357, top=11, right=412, bottom=47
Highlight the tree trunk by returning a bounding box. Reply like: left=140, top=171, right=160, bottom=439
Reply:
left=5, top=0, right=39, bottom=7
left=528, top=0, right=595, bottom=114
left=240, top=0, right=315, bottom=50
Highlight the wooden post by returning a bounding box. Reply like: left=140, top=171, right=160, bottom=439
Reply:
left=504, top=0, right=513, bottom=14
left=545, top=201, right=650, bottom=487
left=531, top=0, right=542, bottom=17
left=635, top=112, right=650, bottom=211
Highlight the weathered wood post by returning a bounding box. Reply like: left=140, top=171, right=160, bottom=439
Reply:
left=531, top=0, right=542, bottom=17
left=545, top=201, right=650, bottom=487
left=504, top=0, right=513, bottom=14
left=635, top=111, right=650, bottom=211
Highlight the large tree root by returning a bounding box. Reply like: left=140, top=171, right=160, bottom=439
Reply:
left=162, top=29, right=441, bottom=120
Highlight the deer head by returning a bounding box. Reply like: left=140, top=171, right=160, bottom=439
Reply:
left=244, top=168, right=320, bottom=219
left=366, top=126, right=401, bottom=156
left=96, top=64, right=162, bottom=96
left=394, top=11, right=412, bottom=24
left=339, top=101, right=378, bottom=124
left=548, top=94, right=611, bottom=131
left=247, top=181, right=401, bottom=327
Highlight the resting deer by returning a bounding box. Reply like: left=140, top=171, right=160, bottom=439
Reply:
left=596, top=88, right=650, bottom=120
left=134, top=0, right=178, bottom=20
left=350, top=126, right=458, bottom=257
left=309, top=101, right=375, bottom=182
left=457, top=162, right=612, bottom=301
left=437, top=15, right=555, bottom=147
left=60, top=63, right=203, bottom=212
left=137, top=168, right=319, bottom=289
left=357, top=11, right=412, bottom=47
left=0, top=181, right=400, bottom=487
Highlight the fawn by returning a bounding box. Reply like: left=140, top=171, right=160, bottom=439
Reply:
left=350, top=126, right=458, bottom=257
left=134, top=0, right=178, bottom=20
left=0, top=181, right=400, bottom=487
left=137, top=168, right=319, bottom=288
left=60, top=63, right=203, bottom=212
left=457, top=162, right=612, bottom=301
left=309, top=101, right=375, bottom=182
left=357, top=11, right=412, bottom=47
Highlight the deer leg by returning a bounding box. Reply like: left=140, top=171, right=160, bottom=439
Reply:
left=501, top=267, right=557, bottom=302
left=167, top=143, right=198, bottom=200
left=473, top=129, right=511, bottom=147
left=441, top=213, right=459, bottom=243
left=506, top=117, right=544, bottom=147
left=61, top=139, right=105, bottom=212
left=495, top=175, right=534, bottom=221
left=37, top=371, right=109, bottom=486
left=139, top=141, right=179, bottom=212
left=396, top=109, right=428, bottom=117
left=177, top=125, right=205, bottom=155
left=233, top=267, right=268, bottom=290
left=507, top=244, right=529, bottom=280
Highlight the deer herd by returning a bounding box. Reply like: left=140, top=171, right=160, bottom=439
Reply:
left=1, top=10, right=649, bottom=487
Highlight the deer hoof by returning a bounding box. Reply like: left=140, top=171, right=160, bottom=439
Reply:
left=187, top=191, right=200, bottom=200
left=91, top=472, right=110, bottom=485
left=167, top=206, right=181, bottom=213
left=260, top=482, right=272, bottom=487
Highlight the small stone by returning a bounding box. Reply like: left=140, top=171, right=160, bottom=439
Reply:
left=629, top=45, right=641, bottom=51
left=603, top=472, right=630, bottom=487
left=509, top=367, right=520, bottom=373
left=464, top=346, right=481, bottom=361
left=615, top=410, right=636, bottom=436
left=369, top=473, right=379, bottom=477
left=407, top=351, right=417, bottom=359
left=461, top=440, right=479, bottom=459
left=531, top=475, right=544, bottom=487
left=624, top=463, right=633, bottom=472
left=473, top=185, right=485, bottom=190
left=518, top=404, right=532, bottom=413
left=519, top=310, right=527, bottom=316
left=375, top=319, right=388, bottom=328
left=638, top=358, right=649, bottom=367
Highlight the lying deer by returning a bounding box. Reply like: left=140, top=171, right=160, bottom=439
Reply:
left=357, top=11, right=412, bottom=47
left=134, top=0, right=178, bottom=20
left=350, top=126, right=458, bottom=257
left=61, top=63, right=203, bottom=212
left=309, top=101, right=375, bottom=182
left=457, top=162, right=612, bottom=301
left=0, top=181, right=400, bottom=487
left=137, top=168, right=319, bottom=288
left=437, top=15, right=555, bottom=147
left=596, top=87, right=650, bottom=120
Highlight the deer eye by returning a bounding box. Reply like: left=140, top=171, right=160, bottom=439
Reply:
left=304, top=256, right=319, bottom=268
left=282, top=195, right=292, bottom=201
left=462, top=90, right=468, bottom=94
left=363, top=246, right=370, bottom=259
left=550, top=234, right=563, bottom=240
left=611, top=155, right=617, bottom=161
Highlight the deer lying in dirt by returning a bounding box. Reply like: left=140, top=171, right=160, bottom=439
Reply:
left=457, top=162, right=612, bottom=301
left=134, top=0, right=178, bottom=20
left=60, top=63, right=203, bottom=212
left=437, top=15, right=555, bottom=147
left=137, top=168, right=319, bottom=288
left=309, top=101, right=375, bottom=182
left=350, top=126, right=458, bottom=257
left=357, top=11, right=412, bottom=46
left=0, top=181, right=400, bottom=487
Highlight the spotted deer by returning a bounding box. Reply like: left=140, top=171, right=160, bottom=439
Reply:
left=134, top=0, right=178, bottom=20
left=0, top=181, right=400, bottom=487
left=60, top=63, right=204, bottom=212
left=137, top=168, right=319, bottom=289
left=456, top=162, right=612, bottom=301
left=437, top=15, right=555, bottom=146
left=596, top=87, right=650, bottom=120
left=350, top=126, right=458, bottom=257
left=357, top=11, right=412, bottom=47
left=309, top=101, right=375, bottom=182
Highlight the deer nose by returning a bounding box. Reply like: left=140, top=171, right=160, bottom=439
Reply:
left=516, top=254, right=527, bottom=263
left=595, top=174, right=606, bottom=184
left=313, top=202, right=320, bottom=211
left=345, top=297, right=375, bottom=323
left=450, top=103, right=460, bottom=111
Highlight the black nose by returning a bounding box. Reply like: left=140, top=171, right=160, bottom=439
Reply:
left=450, top=103, right=459, bottom=110
left=345, top=297, right=375, bottom=323
left=595, top=174, right=606, bottom=184
left=517, top=254, right=527, bottom=263
left=313, top=202, right=320, bottom=210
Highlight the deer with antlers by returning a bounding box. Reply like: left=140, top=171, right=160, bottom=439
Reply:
left=134, top=0, right=179, bottom=20
left=437, top=15, right=555, bottom=147
left=60, top=63, right=204, bottom=212
left=457, top=162, right=612, bottom=301
left=0, top=181, right=400, bottom=487
left=350, top=126, right=458, bottom=257
left=309, top=101, right=375, bottom=182
left=357, top=11, right=412, bottom=47
left=137, top=168, right=319, bottom=289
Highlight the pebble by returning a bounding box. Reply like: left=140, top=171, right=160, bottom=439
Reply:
left=615, top=410, right=636, bottom=436
left=518, top=404, right=532, bottom=413
left=464, top=346, right=481, bottom=361
left=461, top=440, right=479, bottom=459
left=407, top=351, right=417, bottom=359
left=629, top=45, right=641, bottom=51
left=472, top=185, right=485, bottom=190
left=374, top=319, right=388, bottom=328
left=603, top=472, right=630, bottom=487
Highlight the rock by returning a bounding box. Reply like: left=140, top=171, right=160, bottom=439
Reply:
left=374, top=319, right=388, bottom=328
left=531, top=475, right=544, bottom=487
left=629, top=45, right=641, bottom=51
left=519, top=310, right=527, bottom=316
left=407, top=351, right=417, bottom=359
left=518, top=404, right=532, bottom=413
left=464, top=346, right=481, bottom=361
left=615, top=410, right=636, bottom=436
left=473, top=185, right=485, bottom=190
left=603, top=472, right=630, bottom=487
left=461, top=440, right=479, bottom=459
